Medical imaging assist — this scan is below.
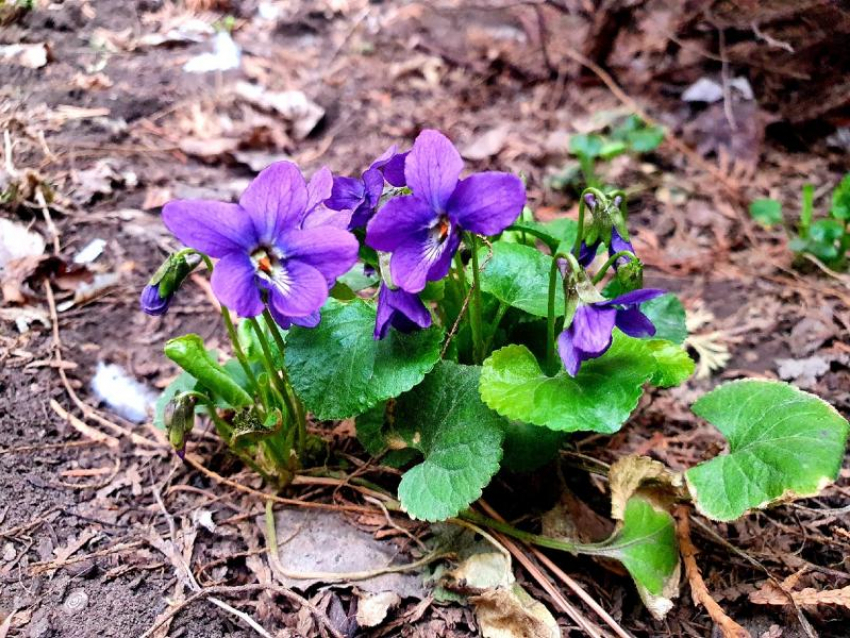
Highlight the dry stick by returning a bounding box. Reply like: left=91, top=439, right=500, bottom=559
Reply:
left=183, top=454, right=378, bottom=515
left=478, top=500, right=632, bottom=638
left=138, top=584, right=343, bottom=638
left=43, top=280, right=161, bottom=449
left=675, top=506, right=751, bottom=638
left=35, top=186, right=60, bottom=254
left=48, top=399, right=119, bottom=449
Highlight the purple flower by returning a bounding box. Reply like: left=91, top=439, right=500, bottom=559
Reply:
left=326, top=146, right=409, bottom=229
left=140, top=283, right=170, bottom=316
left=557, top=288, right=664, bottom=376
left=162, top=161, right=359, bottom=328
left=366, top=130, right=526, bottom=294
left=578, top=228, right=635, bottom=268
left=374, top=284, right=432, bottom=339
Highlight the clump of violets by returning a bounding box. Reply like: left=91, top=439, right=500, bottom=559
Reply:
left=160, top=162, right=359, bottom=328
left=366, top=130, right=526, bottom=294
left=557, top=288, right=665, bottom=376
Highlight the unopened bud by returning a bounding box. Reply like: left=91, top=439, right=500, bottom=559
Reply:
left=140, top=252, right=199, bottom=316
left=165, top=394, right=196, bottom=458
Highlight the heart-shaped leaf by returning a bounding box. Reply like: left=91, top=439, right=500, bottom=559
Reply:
left=479, top=333, right=655, bottom=433
left=588, top=495, right=679, bottom=620
left=477, top=242, right=564, bottom=318
left=285, top=299, right=443, bottom=420
left=646, top=339, right=694, bottom=387
left=640, top=293, right=688, bottom=345
left=685, top=380, right=850, bottom=522
left=394, top=361, right=505, bottom=521
left=164, top=334, right=253, bottom=409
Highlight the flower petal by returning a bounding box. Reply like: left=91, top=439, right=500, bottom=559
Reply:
left=305, top=166, right=333, bottom=215
left=369, top=144, right=399, bottom=170
left=405, top=130, right=463, bottom=212
left=382, top=151, right=408, bottom=187
left=570, top=304, right=616, bottom=355
left=389, top=228, right=459, bottom=294
left=557, top=329, right=583, bottom=377
left=615, top=307, right=656, bottom=338
left=140, top=284, right=170, bottom=316
left=326, top=175, right=365, bottom=211
left=292, top=310, right=321, bottom=328
left=578, top=239, right=602, bottom=268
left=375, top=284, right=432, bottom=339
left=363, top=167, right=385, bottom=208
left=446, top=172, right=525, bottom=235
left=210, top=252, right=264, bottom=317
left=609, top=227, right=633, bottom=256
left=426, top=226, right=461, bottom=283
left=301, top=205, right=352, bottom=230
left=365, top=195, right=436, bottom=252
left=239, top=161, right=308, bottom=243
left=267, top=260, right=329, bottom=318
left=598, top=288, right=666, bottom=307
left=162, top=200, right=255, bottom=258
left=277, top=227, right=359, bottom=284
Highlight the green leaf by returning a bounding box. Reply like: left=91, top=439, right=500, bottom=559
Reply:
left=599, top=140, right=628, bottom=160
left=154, top=371, right=199, bottom=429
left=590, top=495, right=679, bottom=620
left=640, top=293, right=688, bottom=345
left=337, top=264, right=379, bottom=292
left=479, top=333, right=655, bottom=433
left=164, top=335, right=253, bottom=408
left=625, top=126, right=665, bottom=153
left=569, top=133, right=604, bottom=159
left=285, top=299, right=443, bottom=420
left=395, top=361, right=505, bottom=521
left=830, top=174, right=850, bottom=220
left=646, top=339, right=694, bottom=387
left=685, top=380, right=850, bottom=522
left=748, top=198, right=783, bottom=228
left=477, top=242, right=563, bottom=318
left=508, top=219, right=578, bottom=253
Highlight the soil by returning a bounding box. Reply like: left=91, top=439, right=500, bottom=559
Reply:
left=2, top=1, right=850, bottom=637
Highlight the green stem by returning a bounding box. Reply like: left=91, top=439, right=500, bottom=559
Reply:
left=460, top=510, right=582, bottom=554
left=262, top=308, right=307, bottom=458
left=546, top=256, right=561, bottom=376
left=483, top=302, right=508, bottom=354
left=571, top=186, right=606, bottom=259
left=467, top=233, right=485, bottom=365
left=221, top=306, right=260, bottom=399
left=248, top=317, right=291, bottom=414
left=591, top=250, right=638, bottom=284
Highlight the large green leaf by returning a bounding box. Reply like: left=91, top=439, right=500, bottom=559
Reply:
left=685, top=380, right=850, bottom=522
left=285, top=299, right=443, bottom=420
left=589, top=496, right=679, bottom=620
left=640, top=293, right=687, bottom=345
left=479, top=333, right=655, bottom=433
left=499, top=420, right=566, bottom=472
left=164, top=334, right=253, bottom=409
left=394, top=361, right=505, bottom=521
left=508, top=218, right=578, bottom=253
left=477, top=242, right=563, bottom=318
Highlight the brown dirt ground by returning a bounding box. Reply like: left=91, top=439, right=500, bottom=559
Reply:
left=2, top=1, right=850, bottom=637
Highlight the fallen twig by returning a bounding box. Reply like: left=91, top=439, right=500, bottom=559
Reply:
left=675, top=506, right=750, bottom=638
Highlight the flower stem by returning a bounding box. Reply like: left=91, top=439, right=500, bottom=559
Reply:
left=248, top=317, right=292, bottom=418
left=467, top=233, right=485, bottom=365
left=546, top=256, right=561, bottom=376
left=262, top=308, right=307, bottom=459
left=571, top=186, right=606, bottom=259
left=591, top=250, right=638, bottom=285
left=221, top=306, right=260, bottom=397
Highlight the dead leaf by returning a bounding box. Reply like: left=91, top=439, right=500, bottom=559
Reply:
left=776, top=355, right=845, bottom=389
left=461, top=126, right=509, bottom=161
left=71, top=72, right=113, bottom=90
left=0, top=219, right=45, bottom=270
left=608, top=455, right=681, bottom=520
left=236, top=81, right=325, bottom=140
left=356, top=591, right=401, bottom=628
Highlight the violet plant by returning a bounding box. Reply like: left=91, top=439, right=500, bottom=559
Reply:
left=144, top=129, right=849, bottom=619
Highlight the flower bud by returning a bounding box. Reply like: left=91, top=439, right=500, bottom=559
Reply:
left=140, top=252, right=199, bottom=316
left=165, top=393, right=196, bottom=458
left=616, top=257, right=644, bottom=292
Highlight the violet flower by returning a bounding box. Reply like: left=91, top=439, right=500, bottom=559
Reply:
left=162, top=161, right=359, bottom=328
left=140, top=283, right=170, bottom=316
left=557, top=288, right=664, bottom=376
left=374, top=284, right=432, bottom=339
left=578, top=228, right=635, bottom=268
left=326, top=146, right=408, bottom=229
left=366, top=130, right=526, bottom=294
